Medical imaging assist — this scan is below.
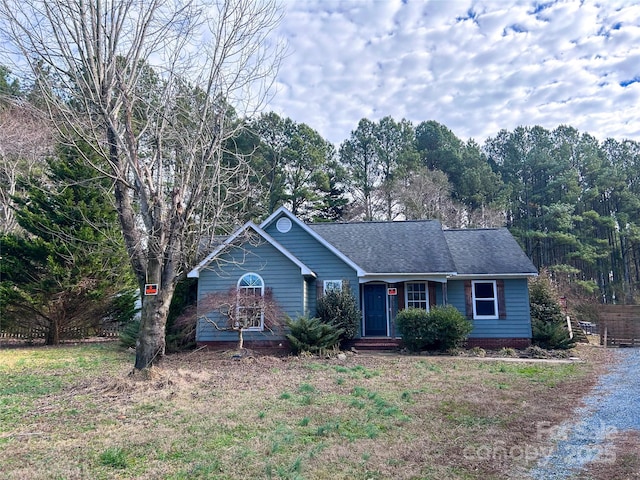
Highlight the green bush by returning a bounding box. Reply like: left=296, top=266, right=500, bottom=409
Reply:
left=316, top=286, right=360, bottom=343
left=529, top=275, right=575, bottom=350
left=286, top=316, right=343, bottom=354
left=395, top=306, right=472, bottom=352
left=394, top=308, right=435, bottom=352
left=119, top=318, right=140, bottom=349
left=532, top=320, right=576, bottom=350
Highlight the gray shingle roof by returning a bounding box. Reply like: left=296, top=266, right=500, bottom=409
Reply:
left=308, top=220, right=457, bottom=274
left=308, top=220, right=537, bottom=276
left=443, top=228, right=538, bottom=275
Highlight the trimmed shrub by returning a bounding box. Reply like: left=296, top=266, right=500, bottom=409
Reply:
left=286, top=316, right=343, bottom=354
left=395, top=305, right=472, bottom=352
left=316, top=286, right=360, bottom=343
left=394, top=308, right=435, bottom=352
left=431, top=305, right=474, bottom=350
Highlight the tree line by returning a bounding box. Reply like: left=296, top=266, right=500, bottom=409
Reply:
left=244, top=114, right=640, bottom=305
left=3, top=63, right=639, bottom=331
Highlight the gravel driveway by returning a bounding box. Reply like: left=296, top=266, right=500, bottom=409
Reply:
left=528, top=347, right=640, bottom=479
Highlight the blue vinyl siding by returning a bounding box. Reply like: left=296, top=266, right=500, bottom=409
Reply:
left=447, top=278, right=532, bottom=338
left=264, top=216, right=360, bottom=306
left=196, top=239, right=305, bottom=342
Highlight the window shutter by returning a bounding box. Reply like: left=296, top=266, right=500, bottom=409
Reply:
left=497, top=280, right=506, bottom=319
left=464, top=280, right=473, bottom=318
left=428, top=282, right=437, bottom=308
left=316, top=282, right=323, bottom=300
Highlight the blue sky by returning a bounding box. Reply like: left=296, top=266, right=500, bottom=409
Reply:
left=267, top=0, right=640, bottom=145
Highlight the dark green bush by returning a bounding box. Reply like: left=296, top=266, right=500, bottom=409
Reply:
left=316, top=286, right=360, bottom=343
left=395, top=305, right=472, bottom=352
left=529, top=275, right=575, bottom=350
left=430, top=305, right=474, bottom=350
left=119, top=318, right=140, bottom=349
left=394, top=308, right=434, bottom=352
left=286, top=316, right=343, bottom=354
left=532, top=320, right=576, bottom=350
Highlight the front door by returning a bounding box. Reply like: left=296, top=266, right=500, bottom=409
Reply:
left=363, top=284, right=387, bottom=336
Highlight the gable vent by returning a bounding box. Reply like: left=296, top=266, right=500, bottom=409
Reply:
left=276, top=216, right=292, bottom=233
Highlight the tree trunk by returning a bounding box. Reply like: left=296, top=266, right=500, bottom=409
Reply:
left=135, top=289, right=174, bottom=370
left=46, top=317, right=60, bottom=346
left=238, top=328, right=244, bottom=350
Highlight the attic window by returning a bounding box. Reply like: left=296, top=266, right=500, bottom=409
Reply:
left=276, top=217, right=292, bottom=233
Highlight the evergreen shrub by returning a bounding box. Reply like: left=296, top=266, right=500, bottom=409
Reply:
left=395, top=305, right=472, bottom=352
left=286, top=316, right=343, bottom=354
left=316, top=286, right=360, bottom=343
left=529, top=275, right=575, bottom=350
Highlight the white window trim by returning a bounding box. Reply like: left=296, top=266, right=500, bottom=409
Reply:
left=323, top=279, right=343, bottom=294
left=472, top=280, right=499, bottom=319
left=405, top=282, right=429, bottom=311
left=237, top=272, right=265, bottom=331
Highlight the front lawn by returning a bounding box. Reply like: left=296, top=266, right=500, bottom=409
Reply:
left=0, top=343, right=608, bottom=479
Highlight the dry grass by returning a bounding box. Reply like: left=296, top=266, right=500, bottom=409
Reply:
left=0, top=342, right=619, bottom=479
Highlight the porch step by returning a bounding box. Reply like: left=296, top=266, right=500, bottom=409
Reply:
left=346, top=338, right=402, bottom=350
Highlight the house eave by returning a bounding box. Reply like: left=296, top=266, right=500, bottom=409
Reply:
left=359, top=272, right=457, bottom=284
left=451, top=272, right=538, bottom=280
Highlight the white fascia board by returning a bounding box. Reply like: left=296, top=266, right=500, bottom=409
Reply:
left=259, top=206, right=292, bottom=229
left=260, top=206, right=366, bottom=277
left=187, top=221, right=257, bottom=278
left=187, top=221, right=315, bottom=278
left=451, top=273, right=538, bottom=280
left=360, top=273, right=456, bottom=284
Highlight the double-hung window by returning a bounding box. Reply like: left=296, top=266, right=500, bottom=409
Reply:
left=237, top=273, right=265, bottom=330
left=406, top=283, right=428, bottom=310
left=472, top=280, right=498, bottom=319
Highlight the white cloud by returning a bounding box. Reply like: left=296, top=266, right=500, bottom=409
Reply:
left=269, top=0, right=640, bottom=145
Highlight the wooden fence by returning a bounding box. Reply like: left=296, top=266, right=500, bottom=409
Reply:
left=0, top=324, right=122, bottom=342
left=597, top=305, right=640, bottom=347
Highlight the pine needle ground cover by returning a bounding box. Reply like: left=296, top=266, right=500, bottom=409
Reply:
left=0, top=343, right=615, bottom=479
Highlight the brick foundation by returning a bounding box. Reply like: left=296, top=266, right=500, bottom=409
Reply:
left=464, top=338, right=531, bottom=349
left=197, top=340, right=290, bottom=351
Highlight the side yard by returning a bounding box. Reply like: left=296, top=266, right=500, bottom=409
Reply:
left=0, top=343, right=616, bottom=479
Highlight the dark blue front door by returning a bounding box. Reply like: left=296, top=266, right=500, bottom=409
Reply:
left=364, top=284, right=387, bottom=336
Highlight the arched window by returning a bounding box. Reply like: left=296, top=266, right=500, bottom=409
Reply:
left=237, top=273, right=265, bottom=330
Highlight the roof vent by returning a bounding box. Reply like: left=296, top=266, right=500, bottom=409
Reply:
left=276, top=216, right=292, bottom=233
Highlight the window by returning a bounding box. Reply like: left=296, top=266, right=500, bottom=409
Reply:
left=472, top=280, right=498, bottom=319
left=323, top=280, right=343, bottom=294
left=406, top=283, right=428, bottom=310
left=237, top=273, right=264, bottom=330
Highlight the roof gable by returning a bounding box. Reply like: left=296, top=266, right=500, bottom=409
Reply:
left=260, top=207, right=365, bottom=276
left=187, top=221, right=315, bottom=278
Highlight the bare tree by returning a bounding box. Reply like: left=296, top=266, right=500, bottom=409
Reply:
left=0, top=101, right=53, bottom=234
left=0, top=0, right=284, bottom=369
left=178, top=287, right=282, bottom=351
left=398, top=167, right=458, bottom=224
